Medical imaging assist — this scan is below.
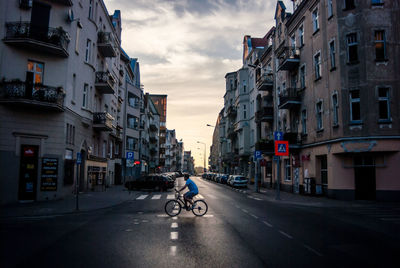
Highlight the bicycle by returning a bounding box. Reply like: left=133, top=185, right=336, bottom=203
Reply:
left=164, top=189, right=208, bottom=217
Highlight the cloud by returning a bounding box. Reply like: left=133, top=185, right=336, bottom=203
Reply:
left=103, top=0, right=277, bottom=163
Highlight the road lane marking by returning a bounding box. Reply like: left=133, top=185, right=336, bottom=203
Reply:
left=303, top=244, right=323, bottom=257
left=170, top=232, right=178, bottom=240
left=136, top=195, right=148, bottom=200
left=203, top=214, right=214, bottom=217
left=125, top=229, right=133, bottom=232
left=171, top=222, right=178, bottom=228
left=151, top=195, right=161, bottom=199
left=250, top=214, right=259, bottom=219
left=157, top=214, right=169, bottom=217
left=242, top=209, right=248, bottom=213
left=172, top=216, right=178, bottom=220
left=173, top=210, right=179, bottom=214
left=167, top=194, right=175, bottom=199
left=198, top=194, right=205, bottom=199
left=254, top=197, right=262, bottom=201
left=279, top=230, right=293, bottom=239
left=170, top=246, right=177, bottom=256
left=262, top=221, right=273, bottom=227
left=207, top=194, right=217, bottom=199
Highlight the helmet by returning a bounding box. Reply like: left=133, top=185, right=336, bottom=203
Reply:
left=184, top=173, right=189, bottom=179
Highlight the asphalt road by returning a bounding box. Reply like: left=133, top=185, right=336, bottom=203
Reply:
left=1, top=176, right=399, bottom=268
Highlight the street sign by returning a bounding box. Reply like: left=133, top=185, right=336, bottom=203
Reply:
left=126, top=152, right=134, bottom=168
left=76, top=152, right=82, bottom=164
left=274, top=131, right=283, bottom=141
left=273, top=155, right=280, bottom=161
left=275, top=140, right=289, bottom=156
left=254, top=150, right=262, bottom=160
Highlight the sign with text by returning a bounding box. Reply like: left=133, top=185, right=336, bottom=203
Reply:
left=275, top=141, right=289, bottom=156
left=274, top=131, right=283, bottom=141
left=40, top=158, right=58, bottom=191
left=254, top=150, right=262, bottom=160
left=126, top=151, right=135, bottom=168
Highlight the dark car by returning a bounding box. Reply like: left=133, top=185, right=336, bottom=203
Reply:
left=125, top=174, right=174, bottom=191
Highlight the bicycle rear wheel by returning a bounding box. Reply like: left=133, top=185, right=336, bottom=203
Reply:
left=192, top=200, right=208, bottom=216
left=165, top=200, right=182, bottom=217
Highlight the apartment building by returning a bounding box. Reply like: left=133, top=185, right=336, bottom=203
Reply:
left=183, top=150, right=194, bottom=175
left=149, top=94, right=167, bottom=172
left=145, top=93, right=160, bottom=173
left=0, top=0, right=126, bottom=204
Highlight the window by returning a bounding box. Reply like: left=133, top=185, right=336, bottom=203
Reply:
left=27, top=60, right=44, bottom=84
left=312, top=8, right=319, bottom=33
left=243, top=80, right=246, bottom=93
left=329, top=40, right=336, bottom=69
left=66, top=123, right=75, bottom=145
left=127, top=115, right=139, bottom=129
left=72, top=74, right=76, bottom=101
left=102, top=141, right=107, bottom=158
left=316, top=101, right=323, bottom=130
left=284, top=159, right=291, bottom=181
left=299, top=25, right=304, bottom=47
left=82, top=83, right=88, bottom=108
left=332, top=93, right=339, bottom=126
left=291, top=34, right=296, bottom=49
left=314, top=52, right=321, bottom=79
left=347, top=33, right=358, bottom=63
left=350, top=90, right=361, bottom=122
left=344, top=0, right=355, bottom=10
left=126, top=137, right=137, bottom=151
left=375, top=30, right=386, bottom=61
left=85, top=39, right=92, bottom=63
left=328, top=0, right=333, bottom=17
left=243, top=104, right=247, bottom=119
left=75, top=26, right=80, bottom=53
left=88, top=0, right=93, bottom=19
left=378, top=87, right=390, bottom=121
left=301, top=109, right=307, bottom=135
left=300, top=65, right=306, bottom=89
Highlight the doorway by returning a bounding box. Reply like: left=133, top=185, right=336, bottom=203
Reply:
left=30, top=1, right=51, bottom=40
left=354, top=155, right=376, bottom=200
left=18, top=145, right=39, bottom=201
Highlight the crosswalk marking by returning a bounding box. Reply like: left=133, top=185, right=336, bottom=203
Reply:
left=136, top=195, right=148, bottom=200
left=167, top=194, right=175, bottom=199
left=151, top=195, right=161, bottom=200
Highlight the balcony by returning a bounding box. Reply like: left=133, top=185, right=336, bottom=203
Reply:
left=0, top=81, right=65, bottom=112
left=97, top=31, right=116, bottom=57
left=93, top=112, right=113, bottom=131
left=95, top=71, right=115, bottom=94
left=284, top=132, right=300, bottom=145
left=255, top=106, right=274, bottom=123
left=227, top=105, right=237, bottom=118
left=279, top=88, right=301, bottom=109
left=227, top=126, right=236, bottom=138
left=4, top=22, right=69, bottom=57
left=256, top=73, right=273, bottom=91
left=278, top=47, right=300, bottom=71
left=149, top=137, right=157, bottom=144
left=150, top=148, right=157, bottom=155
left=150, top=123, right=158, bottom=132
left=255, top=140, right=274, bottom=154
left=47, top=0, right=73, bottom=5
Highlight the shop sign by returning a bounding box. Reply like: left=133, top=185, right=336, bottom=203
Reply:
left=40, top=158, right=58, bottom=191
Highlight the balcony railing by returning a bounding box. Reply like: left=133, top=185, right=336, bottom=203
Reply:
left=149, top=137, right=157, bottom=144
left=255, top=106, right=274, bottom=122
left=0, top=81, right=65, bottom=112
left=95, top=71, right=115, bottom=94
left=255, top=140, right=274, bottom=154
left=227, top=126, right=236, bottom=138
left=97, top=31, right=116, bottom=57
left=93, top=112, right=113, bottom=131
left=4, top=22, right=69, bottom=57
left=227, top=105, right=237, bottom=118
left=279, top=88, right=301, bottom=109
left=256, top=73, right=273, bottom=91
left=278, top=47, right=300, bottom=71
left=149, top=123, right=158, bottom=132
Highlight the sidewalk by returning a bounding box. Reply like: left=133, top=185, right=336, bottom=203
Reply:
left=0, top=185, right=135, bottom=219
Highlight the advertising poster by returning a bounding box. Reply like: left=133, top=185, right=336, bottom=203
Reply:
left=40, top=158, right=58, bottom=191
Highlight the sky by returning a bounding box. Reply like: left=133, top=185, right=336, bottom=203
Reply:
left=103, top=0, right=293, bottom=168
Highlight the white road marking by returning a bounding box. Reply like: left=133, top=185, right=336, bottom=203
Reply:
left=207, top=194, right=217, bottom=199
left=138, top=211, right=144, bottom=214
left=279, top=230, right=293, bottom=239
left=303, top=244, right=323, bottom=256
left=198, top=194, right=205, bottom=199
left=170, top=232, right=178, bottom=240
left=172, top=216, right=178, bottom=220
left=254, top=197, right=262, bottom=201
left=167, top=194, right=175, bottom=199
left=242, top=209, right=248, bottom=213
left=142, top=220, right=149, bottom=223
left=171, top=222, right=178, bottom=228
left=133, top=222, right=139, bottom=225
left=250, top=214, right=259, bottom=219
left=173, top=210, right=179, bottom=214
left=203, top=214, right=214, bottom=217
left=151, top=195, right=161, bottom=199
left=262, top=221, right=273, bottom=227
left=136, top=195, right=148, bottom=200
left=170, top=246, right=177, bottom=256
left=157, top=214, right=169, bottom=217
left=125, top=229, right=133, bottom=232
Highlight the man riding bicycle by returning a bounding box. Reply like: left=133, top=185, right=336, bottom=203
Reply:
left=178, top=173, right=199, bottom=210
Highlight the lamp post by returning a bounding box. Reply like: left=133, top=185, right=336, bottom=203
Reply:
left=206, top=124, right=215, bottom=127
left=197, top=141, right=206, bottom=172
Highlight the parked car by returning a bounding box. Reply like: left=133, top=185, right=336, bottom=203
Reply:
left=220, top=174, right=229, bottom=184
left=227, top=175, right=248, bottom=188
left=124, top=174, right=174, bottom=191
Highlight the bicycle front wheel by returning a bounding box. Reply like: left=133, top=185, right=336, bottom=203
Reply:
left=192, top=200, right=208, bottom=216
left=165, top=200, right=182, bottom=217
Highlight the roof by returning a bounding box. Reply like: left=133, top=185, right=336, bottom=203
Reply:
left=274, top=1, right=286, bottom=20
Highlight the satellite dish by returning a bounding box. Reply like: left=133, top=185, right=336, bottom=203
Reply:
left=67, top=9, right=74, bottom=22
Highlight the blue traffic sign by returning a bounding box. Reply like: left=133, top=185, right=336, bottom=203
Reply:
left=278, top=144, right=287, bottom=153
left=77, top=152, right=82, bottom=164
left=126, top=151, right=134, bottom=160
left=274, top=131, right=283, bottom=141
left=254, top=150, right=262, bottom=160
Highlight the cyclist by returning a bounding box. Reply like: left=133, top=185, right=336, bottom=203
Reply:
left=178, top=173, right=199, bottom=210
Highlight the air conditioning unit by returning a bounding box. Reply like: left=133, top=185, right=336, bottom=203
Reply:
left=19, top=0, right=32, bottom=9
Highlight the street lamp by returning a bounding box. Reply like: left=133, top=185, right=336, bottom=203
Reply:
left=197, top=141, right=206, bottom=172
left=206, top=124, right=215, bottom=127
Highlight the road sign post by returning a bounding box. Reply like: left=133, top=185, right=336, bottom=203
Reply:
left=76, top=152, right=82, bottom=211
left=274, top=141, right=288, bottom=200
left=254, top=151, right=262, bottom=193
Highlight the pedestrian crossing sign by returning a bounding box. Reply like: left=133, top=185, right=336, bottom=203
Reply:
left=275, top=141, right=289, bottom=156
